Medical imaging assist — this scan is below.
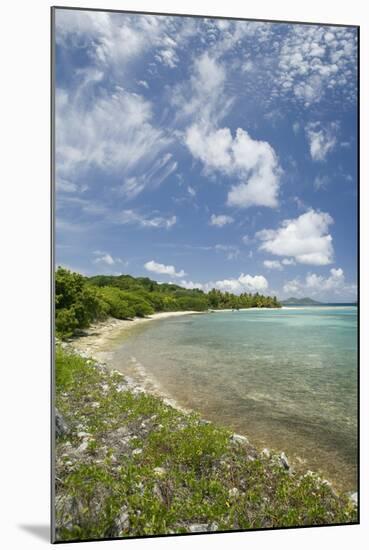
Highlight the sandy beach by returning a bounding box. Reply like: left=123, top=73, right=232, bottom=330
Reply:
left=69, top=311, right=201, bottom=361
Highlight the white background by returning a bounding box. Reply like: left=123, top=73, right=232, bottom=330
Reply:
left=0, top=0, right=367, bottom=548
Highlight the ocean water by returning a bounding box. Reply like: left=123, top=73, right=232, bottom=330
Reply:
left=110, top=307, right=358, bottom=492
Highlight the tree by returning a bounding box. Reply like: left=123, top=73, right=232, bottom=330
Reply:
left=55, top=267, right=281, bottom=340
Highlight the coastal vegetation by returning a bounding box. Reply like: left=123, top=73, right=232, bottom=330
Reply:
left=55, top=267, right=281, bottom=339
left=55, top=346, right=357, bottom=541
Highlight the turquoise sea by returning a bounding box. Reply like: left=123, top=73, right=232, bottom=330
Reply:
left=111, top=306, right=358, bottom=492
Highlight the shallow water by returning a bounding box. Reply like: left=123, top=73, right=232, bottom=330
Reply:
left=111, top=307, right=358, bottom=492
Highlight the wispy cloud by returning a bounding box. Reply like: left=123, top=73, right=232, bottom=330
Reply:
left=263, top=260, right=283, bottom=270
left=120, top=154, right=178, bottom=199
left=306, top=122, right=339, bottom=161
left=55, top=12, right=357, bottom=302
left=210, top=214, right=234, bottom=227
left=214, top=244, right=240, bottom=260
left=56, top=86, right=171, bottom=191
left=117, top=210, right=177, bottom=229
left=313, top=174, right=330, bottom=190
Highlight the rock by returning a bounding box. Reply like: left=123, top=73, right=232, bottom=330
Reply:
left=77, top=431, right=90, bottom=439
left=153, top=482, right=163, bottom=500
left=350, top=492, right=358, bottom=505
left=187, top=523, right=218, bottom=533
left=262, top=448, right=270, bottom=458
left=199, top=419, right=211, bottom=425
left=163, top=397, right=174, bottom=406
left=77, top=440, right=89, bottom=453
left=114, top=426, right=130, bottom=438
left=188, top=523, right=209, bottom=533
left=280, top=452, right=290, bottom=470
left=55, top=408, right=69, bottom=438
left=228, top=487, right=239, bottom=498
left=322, top=479, right=332, bottom=487
left=321, top=480, right=338, bottom=498
left=55, top=495, right=84, bottom=531
left=153, top=467, right=166, bottom=477
left=231, top=433, right=249, bottom=445
left=132, top=448, right=143, bottom=456
left=136, top=482, right=144, bottom=494
left=114, top=506, right=130, bottom=534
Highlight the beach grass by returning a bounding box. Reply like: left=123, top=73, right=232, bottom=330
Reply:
left=54, top=346, right=357, bottom=541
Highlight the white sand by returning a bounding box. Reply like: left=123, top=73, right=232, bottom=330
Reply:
left=69, top=311, right=201, bottom=359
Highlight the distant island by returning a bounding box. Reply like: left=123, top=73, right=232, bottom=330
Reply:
left=281, top=297, right=323, bottom=305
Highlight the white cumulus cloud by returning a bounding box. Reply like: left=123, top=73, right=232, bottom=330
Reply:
left=185, top=126, right=281, bottom=209
left=93, top=251, right=123, bottom=266
left=144, top=260, right=186, bottom=278
left=171, top=273, right=269, bottom=294
left=283, top=268, right=356, bottom=300
left=209, top=274, right=268, bottom=294
left=256, top=209, right=334, bottom=266
left=178, top=273, right=269, bottom=295
left=176, top=279, right=205, bottom=290
left=210, top=214, right=234, bottom=227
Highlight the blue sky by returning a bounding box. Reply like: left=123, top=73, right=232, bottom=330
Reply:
left=55, top=9, right=358, bottom=301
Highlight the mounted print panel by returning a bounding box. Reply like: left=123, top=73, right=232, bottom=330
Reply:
left=52, top=6, right=359, bottom=543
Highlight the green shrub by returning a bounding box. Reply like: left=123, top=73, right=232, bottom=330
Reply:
left=175, top=296, right=209, bottom=311
left=114, top=291, right=154, bottom=317
left=55, top=267, right=107, bottom=338
left=54, top=267, right=281, bottom=340
left=56, top=308, right=78, bottom=339
left=96, top=287, right=135, bottom=319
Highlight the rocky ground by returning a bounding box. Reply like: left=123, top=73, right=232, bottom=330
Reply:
left=54, top=344, right=357, bottom=542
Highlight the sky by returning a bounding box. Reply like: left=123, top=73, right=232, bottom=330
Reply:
left=55, top=8, right=358, bottom=302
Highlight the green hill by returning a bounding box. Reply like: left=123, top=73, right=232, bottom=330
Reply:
left=55, top=268, right=281, bottom=339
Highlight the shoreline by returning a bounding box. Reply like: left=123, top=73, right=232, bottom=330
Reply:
left=55, top=343, right=357, bottom=539
left=67, top=311, right=357, bottom=500
left=69, top=311, right=201, bottom=360
left=68, top=311, right=204, bottom=415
